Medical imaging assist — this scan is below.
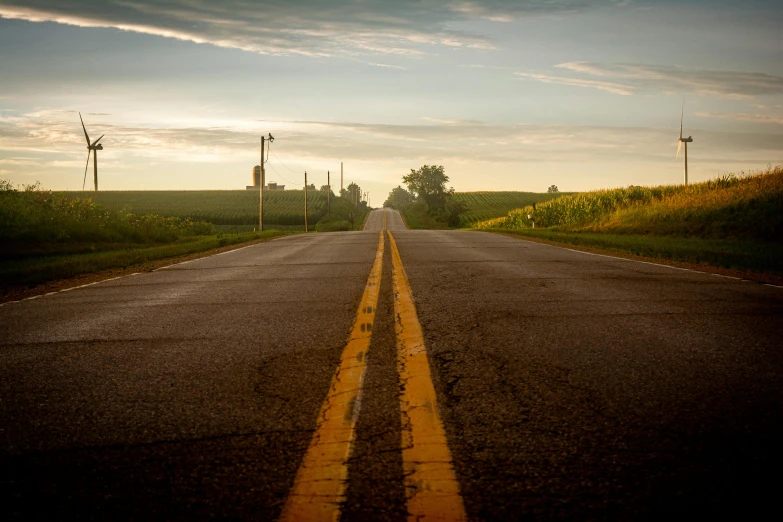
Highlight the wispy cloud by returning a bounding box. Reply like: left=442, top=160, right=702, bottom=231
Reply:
left=0, top=1, right=625, bottom=59
left=518, top=62, right=783, bottom=98
left=420, top=117, right=485, bottom=126
left=366, top=62, right=407, bottom=70
left=516, top=72, right=634, bottom=95
left=696, top=112, right=783, bottom=125
left=3, top=108, right=781, bottom=169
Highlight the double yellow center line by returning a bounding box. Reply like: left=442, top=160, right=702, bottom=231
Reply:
left=280, top=225, right=466, bottom=521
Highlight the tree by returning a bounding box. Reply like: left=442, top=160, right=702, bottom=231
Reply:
left=346, top=182, right=361, bottom=205
left=403, top=165, right=450, bottom=211
left=383, top=185, right=415, bottom=209
left=320, top=185, right=334, bottom=196
left=438, top=197, right=469, bottom=227
left=548, top=185, right=559, bottom=193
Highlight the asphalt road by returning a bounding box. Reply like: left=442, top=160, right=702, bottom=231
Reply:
left=2, top=208, right=781, bottom=520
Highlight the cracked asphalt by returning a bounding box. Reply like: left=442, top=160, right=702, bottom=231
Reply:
left=2, top=208, right=782, bottom=520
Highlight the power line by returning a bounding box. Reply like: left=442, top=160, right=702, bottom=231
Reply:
left=271, top=149, right=299, bottom=172
left=265, top=161, right=301, bottom=187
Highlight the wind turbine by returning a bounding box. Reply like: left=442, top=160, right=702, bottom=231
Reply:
left=676, top=100, right=693, bottom=185
left=79, top=113, right=105, bottom=191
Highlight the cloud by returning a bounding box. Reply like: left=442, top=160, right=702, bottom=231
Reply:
left=3, top=108, right=781, bottom=172
left=515, top=72, right=634, bottom=95
left=696, top=112, right=783, bottom=125
left=449, top=1, right=622, bottom=21
left=0, top=1, right=625, bottom=59
left=518, top=62, right=783, bottom=98
left=420, top=117, right=485, bottom=126
left=365, top=62, right=407, bottom=70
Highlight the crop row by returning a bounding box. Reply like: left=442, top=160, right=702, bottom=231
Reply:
left=63, top=190, right=332, bottom=226
left=474, top=167, right=782, bottom=242
left=454, top=191, right=565, bottom=224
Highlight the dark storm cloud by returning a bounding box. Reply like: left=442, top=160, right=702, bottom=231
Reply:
left=0, top=1, right=625, bottom=57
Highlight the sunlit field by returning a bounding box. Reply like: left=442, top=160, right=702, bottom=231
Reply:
left=475, top=166, right=783, bottom=274
left=454, top=191, right=567, bottom=226
left=62, top=189, right=335, bottom=228
left=477, top=166, right=782, bottom=241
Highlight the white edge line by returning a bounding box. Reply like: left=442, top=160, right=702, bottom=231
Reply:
left=504, top=235, right=776, bottom=282
left=1, top=238, right=276, bottom=306
left=561, top=246, right=696, bottom=272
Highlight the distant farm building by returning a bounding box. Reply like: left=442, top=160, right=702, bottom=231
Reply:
left=246, top=166, right=285, bottom=191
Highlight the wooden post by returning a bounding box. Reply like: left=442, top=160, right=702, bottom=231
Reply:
left=304, top=171, right=308, bottom=233
left=259, top=136, right=265, bottom=231
left=327, top=170, right=331, bottom=219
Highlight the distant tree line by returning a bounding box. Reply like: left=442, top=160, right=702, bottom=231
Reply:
left=383, top=165, right=468, bottom=227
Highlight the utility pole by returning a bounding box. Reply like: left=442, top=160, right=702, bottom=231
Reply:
left=341, top=162, right=344, bottom=196
left=327, top=171, right=331, bottom=219
left=258, top=133, right=274, bottom=231
left=304, top=171, right=309, bottom=233
left=259, top=136, right=264, bottom=231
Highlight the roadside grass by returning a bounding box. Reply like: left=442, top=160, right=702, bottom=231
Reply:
left=487, top=229, right=783, bottom=275
left=1, top=230, right=293, bottom=291
left=477, top=166, right=782, bottom=241
left=213, top=224, right=306, bottom=233
left=402, top=201, right=450, bottom=230
left=315, top=197, right=368, bottom=232
left=0, top=180, right=304, bottom=292
left=475, top=167, right=783, bottom=275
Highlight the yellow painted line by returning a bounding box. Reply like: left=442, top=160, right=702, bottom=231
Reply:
left=279, top=230, right=385, bottom=522
left=387, top=230, right=467, bottom=522
left=383, top=209, right=388, bottom=230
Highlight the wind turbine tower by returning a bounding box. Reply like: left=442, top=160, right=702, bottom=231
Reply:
left=676, top=101, right=693, bottom=185
left=79, top=113, right=105, bottom=191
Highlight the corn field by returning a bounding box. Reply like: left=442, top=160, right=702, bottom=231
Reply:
left=475, top=166, right=783, bottom=242
left=61, top=189, right=332, bottom=227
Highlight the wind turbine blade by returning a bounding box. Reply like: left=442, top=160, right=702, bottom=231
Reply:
left=82, top=150, right=91, bottom=191
left=91, top=134, right=105, bottom=146
left=676, top=140, right=682, bottom=159
left=679, top=99, right=684, bottom=140
left=79, top=112, right=91, bottom=145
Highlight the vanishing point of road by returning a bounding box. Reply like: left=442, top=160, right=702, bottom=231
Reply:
left=2, top=209, right=781, bottom=520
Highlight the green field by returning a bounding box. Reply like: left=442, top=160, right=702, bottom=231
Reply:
left=63, top=189, right=336, bottom=228
left=476, top=166, right=782, bottom=241
left=454, top=191, right=569, bottom=226
left=401, top=191, right=567, bottom=229
left=2, top=180, right=368, bottom=294
left=68, top=189, right=553, bottom=230
left=474, top=166, right=783, bottom=275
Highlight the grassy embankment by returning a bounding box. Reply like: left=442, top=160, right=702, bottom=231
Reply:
left=402, top=191, right=566, bottom=229
left=2, top=183, right=369, bottom=293
left=475, top=166, right=783, bottom=275
left=0, top=185, right=271, bottom=291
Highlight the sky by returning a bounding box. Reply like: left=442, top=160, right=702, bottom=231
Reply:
left=1, top=0, right=782, bottom=202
